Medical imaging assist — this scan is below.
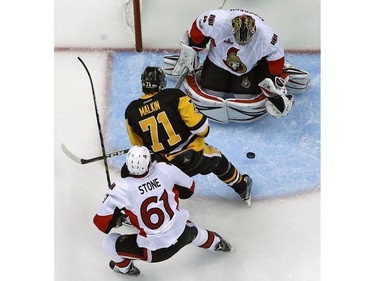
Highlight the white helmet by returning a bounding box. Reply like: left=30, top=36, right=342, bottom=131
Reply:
left=126, top=145, right=151, bottom=175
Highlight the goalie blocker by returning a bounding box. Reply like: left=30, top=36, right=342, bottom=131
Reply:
left=163, top=55, right=305, bottom=123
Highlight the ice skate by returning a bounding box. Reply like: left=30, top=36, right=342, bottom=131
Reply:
left=240, top=174, right=252, bottom=207
left=213, top=232, right=232, bottom=252
left=109, top=260, right=140, bottom=277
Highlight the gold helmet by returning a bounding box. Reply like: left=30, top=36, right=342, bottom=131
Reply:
left=232, top=15, right=256, bottom=45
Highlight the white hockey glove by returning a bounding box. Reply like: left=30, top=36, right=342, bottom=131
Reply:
left=259, top=77, right=295, bottom=118
left=172, top=30, right=199, bottom=76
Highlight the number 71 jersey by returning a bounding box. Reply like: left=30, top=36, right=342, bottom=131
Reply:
left=125, top=88, right=209, bottom=153
left=93, top=162, right=195, bottom=251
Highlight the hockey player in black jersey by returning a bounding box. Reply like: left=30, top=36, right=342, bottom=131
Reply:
left=124, top=66, right=252, bottom=204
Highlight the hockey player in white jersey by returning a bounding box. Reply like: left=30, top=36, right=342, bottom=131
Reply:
left=165, top=8, right=309, bottom=122
left=93, top=145, right=232, bottom=277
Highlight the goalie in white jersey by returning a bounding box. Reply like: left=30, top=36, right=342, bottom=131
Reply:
left=93, top=145, right=232, bottom=277
left=168, top=8, right=305, bottom=120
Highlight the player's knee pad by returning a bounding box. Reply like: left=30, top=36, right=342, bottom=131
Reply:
left=103, top=233, right=123, bottom=262
left=198, top=144, right=222, bottom=175
left=212, top=153, right=231, bottom=176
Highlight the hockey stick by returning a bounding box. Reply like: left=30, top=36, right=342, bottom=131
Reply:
left=61, top=144, right=128, bottom=165
left=219, top=0, right=227, bottom=9
left=62, top=142, right=255, bottom=165
left=77, top=57, right=111, bottom=187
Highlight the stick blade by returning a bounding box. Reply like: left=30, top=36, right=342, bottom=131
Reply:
left=61, top=144, right=83, bottom=164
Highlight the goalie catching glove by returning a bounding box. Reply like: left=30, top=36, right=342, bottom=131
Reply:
left=259, top=77, right=295, bottom=118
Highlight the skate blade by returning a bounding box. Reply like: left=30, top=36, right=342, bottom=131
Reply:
left=244, top=195, right=252, bottom=208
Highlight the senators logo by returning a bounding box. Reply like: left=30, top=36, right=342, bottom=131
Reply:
left=223, top=47, right=247, bottom=73
left=241, top=77, right=251, bottom=88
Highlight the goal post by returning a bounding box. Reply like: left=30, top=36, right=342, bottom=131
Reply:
left=123, top=0, right=143, bottom=52
left=122, top=0, right=227, bottom=52
left=133, top=0, right=143, bottom=52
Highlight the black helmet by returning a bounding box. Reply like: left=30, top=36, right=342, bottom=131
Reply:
left=141, top=67, right=166, bottom=93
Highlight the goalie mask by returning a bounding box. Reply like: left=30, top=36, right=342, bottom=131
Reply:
left=126, top=145, right=151, bottom=176
left=232, top=15, right=256, bottom=45
left=141, top=66, right=166, bottom=93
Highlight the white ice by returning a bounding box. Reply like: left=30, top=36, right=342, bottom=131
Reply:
left=55, top=50, right=320, bottom=281
left=53, top=0, right=322, bottom=280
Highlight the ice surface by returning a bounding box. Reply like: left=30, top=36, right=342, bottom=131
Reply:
left=53, top=1, right=321, bottom=280
left=54, top=50, right=320, bottom=281
left=105, top=52, right=320, bottom=200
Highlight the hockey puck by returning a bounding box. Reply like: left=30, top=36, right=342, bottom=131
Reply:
left=246, top=152, right=256, bottom=159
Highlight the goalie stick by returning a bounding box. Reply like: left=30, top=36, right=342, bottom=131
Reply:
left=174, top=0, right=227, bottom=89
left=219, top=0, right=227, bottom=9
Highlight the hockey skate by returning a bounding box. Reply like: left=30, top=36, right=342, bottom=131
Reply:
left=240, top=174, right=253, bottom=207
left=213, top=232, right=232, bottom=252
left=109, top=260, right=140, bottom=277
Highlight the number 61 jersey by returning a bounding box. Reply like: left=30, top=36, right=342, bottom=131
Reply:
left=93, top=162, right=195, bottom=251
left=125, top=88, right=209, bottom=154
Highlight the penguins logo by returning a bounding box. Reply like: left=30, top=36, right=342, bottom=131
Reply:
left=223, top=47, right=247, bottom=73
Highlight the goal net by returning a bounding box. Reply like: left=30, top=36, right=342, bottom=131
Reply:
left=122, top=0, right=143, bottom=52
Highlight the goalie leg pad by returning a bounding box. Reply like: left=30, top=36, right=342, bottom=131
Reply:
left=183, top=74, right=228, bottom=123
left=282, top=61, right=311, bottom=94
left=226, top=95, right=268, bottom=122
left=163, top=54, right=180, bottom=81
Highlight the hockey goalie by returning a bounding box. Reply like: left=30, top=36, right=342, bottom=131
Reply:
left=163, top=8, right=310, bottom=123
